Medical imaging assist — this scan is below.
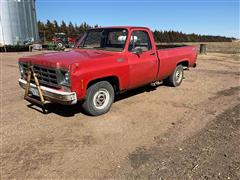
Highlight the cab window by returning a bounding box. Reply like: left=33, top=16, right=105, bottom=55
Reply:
left=128, top=30, right=152, bottom=52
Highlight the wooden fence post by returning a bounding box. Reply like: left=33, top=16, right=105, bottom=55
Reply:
left=200, top=44, right=207, bottom=54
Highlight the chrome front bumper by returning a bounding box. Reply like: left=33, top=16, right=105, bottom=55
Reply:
left=19, top=78, right=77, bottom=105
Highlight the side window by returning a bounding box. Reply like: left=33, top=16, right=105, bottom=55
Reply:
left=128, top=30, right=152, bottom=52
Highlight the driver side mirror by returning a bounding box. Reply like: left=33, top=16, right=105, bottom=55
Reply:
left=132, top=47, right=143, bottom=55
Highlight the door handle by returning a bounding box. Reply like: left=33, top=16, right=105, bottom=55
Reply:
left=150, top=53, right=155, bottom=56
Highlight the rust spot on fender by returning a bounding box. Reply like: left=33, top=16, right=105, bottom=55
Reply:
left=116, top=58, right=124, bottom=62
left=81, top=80, right=84, bottom=89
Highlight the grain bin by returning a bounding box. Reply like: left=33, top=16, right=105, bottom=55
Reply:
left=0, top=0, right=39, bottom=45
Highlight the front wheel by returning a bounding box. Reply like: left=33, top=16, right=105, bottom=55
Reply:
left=82, top=81, right=115, bottom=116
left=165, top=65, right=184, bottom=87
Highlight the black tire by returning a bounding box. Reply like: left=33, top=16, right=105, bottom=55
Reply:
left=165, top=65, right=184, bottom=87
left=82, top=81, right=115, bottom=116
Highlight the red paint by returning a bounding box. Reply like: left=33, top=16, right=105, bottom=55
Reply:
left=19, top=26, right=197, bottom=101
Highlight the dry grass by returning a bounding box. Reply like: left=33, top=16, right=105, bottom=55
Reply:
left=157, top=42, right=240, bottom=54
left=193, top=42, right=240, bottom=54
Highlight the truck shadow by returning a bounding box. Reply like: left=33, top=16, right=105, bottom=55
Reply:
left=27, top=84, right=162, bottom=117
left=115, top=84, right=160, bottom=102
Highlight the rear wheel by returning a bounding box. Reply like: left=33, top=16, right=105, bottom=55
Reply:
left=69, top=43, right=75, bottom=48
left=82, top=81, right=115, bottom=116
left=165, top=65, right=184, bottom=87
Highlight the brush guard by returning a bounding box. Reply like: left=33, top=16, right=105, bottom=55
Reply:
left=24, top=65, right=48, bottom=114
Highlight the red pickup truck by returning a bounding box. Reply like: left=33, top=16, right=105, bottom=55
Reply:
left=19, top=26, right=197, bottom=116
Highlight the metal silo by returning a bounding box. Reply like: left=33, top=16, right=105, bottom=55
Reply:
left=0, top=0, right=39, bottom=45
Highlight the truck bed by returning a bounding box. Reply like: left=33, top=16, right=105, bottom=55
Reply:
left=156, top=45, right=197, bottom=80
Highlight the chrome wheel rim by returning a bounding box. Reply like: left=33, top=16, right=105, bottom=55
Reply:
left=58, top=43, right=63, bottom=48
left=93, top=88, right=110, bottom=110
left=175, top=69, right=183, bottom=84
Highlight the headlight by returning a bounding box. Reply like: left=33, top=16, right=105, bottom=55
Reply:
left=64, top=72, right=69, bottom=81
left=59, top=70, right=70, bottom=86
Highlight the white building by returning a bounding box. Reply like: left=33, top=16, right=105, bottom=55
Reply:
left=0, top=0, right=39, bottom=45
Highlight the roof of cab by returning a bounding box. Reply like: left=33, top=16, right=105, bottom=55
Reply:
left=90, top=26, right=151, bottom=31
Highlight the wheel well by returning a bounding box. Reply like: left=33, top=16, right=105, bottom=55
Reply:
left=177, top=60, right=189, bottom=67
left=87, top=76, right=120, bottom=93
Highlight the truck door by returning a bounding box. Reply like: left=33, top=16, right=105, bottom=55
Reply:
left=127, top=30, right=158, bottom=88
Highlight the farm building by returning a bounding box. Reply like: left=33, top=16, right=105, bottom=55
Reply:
left=0, top=0, right=39, bottom=45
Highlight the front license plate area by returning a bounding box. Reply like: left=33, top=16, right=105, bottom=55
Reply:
left=31, top=88, right=39, bottom=97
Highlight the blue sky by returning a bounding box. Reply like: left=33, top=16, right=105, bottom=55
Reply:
left=36, top=0, right=239, bottom=38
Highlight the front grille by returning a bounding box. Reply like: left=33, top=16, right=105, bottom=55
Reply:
left=22, top=63, right=60, bottom=88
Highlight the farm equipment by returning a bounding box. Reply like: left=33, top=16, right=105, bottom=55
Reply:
left=52, top=33, right=76, bottom=50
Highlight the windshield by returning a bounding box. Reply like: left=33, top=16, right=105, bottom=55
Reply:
left=79, top=28, right=128, bottom=52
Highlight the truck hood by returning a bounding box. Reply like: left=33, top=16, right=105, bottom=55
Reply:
left=19, top=49, right=116, bottom=69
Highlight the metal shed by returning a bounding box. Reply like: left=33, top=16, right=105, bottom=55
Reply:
left=0, top=0, right=39, bottom=45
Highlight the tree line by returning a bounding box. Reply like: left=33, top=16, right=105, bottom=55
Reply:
left=38, top=20, right=235, bottom=42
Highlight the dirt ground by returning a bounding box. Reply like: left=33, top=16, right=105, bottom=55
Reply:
left=0, top=49, right=239, bottom=179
